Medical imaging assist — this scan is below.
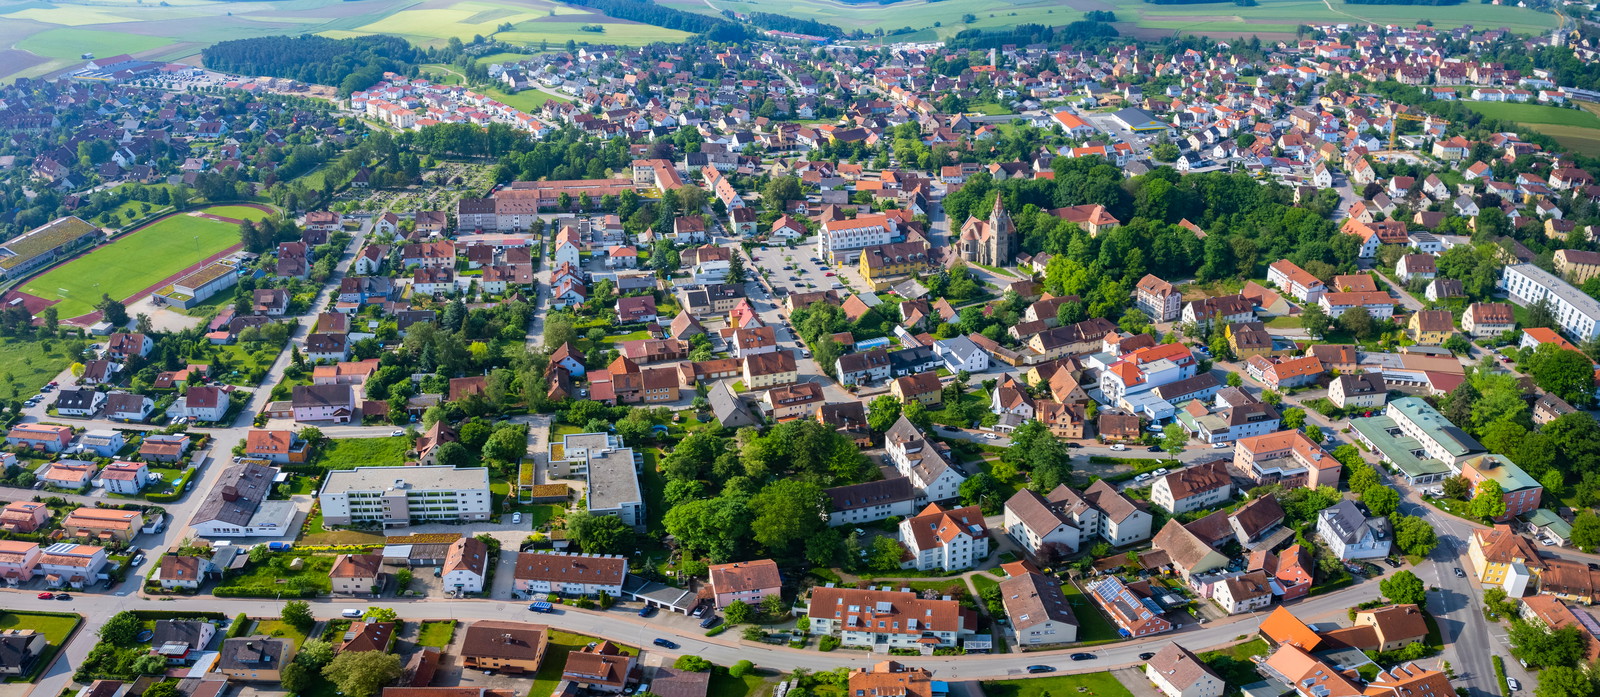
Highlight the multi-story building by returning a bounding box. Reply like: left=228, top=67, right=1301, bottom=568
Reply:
left=898, top=503, right=990, bottom=572
left=460, top=620, right=548, bottom=675
left=1233, top=430, right=1339, bottom=489
left=818, top=214, right=896, bottom=264
left=858, top=241, right=935, bottom=290
left=806, top=587, right=970, bottom=649
left=1136, top=274, right=1183, bottom=322
left=1501, top=263, right=1600, bottom=341
left=1150, top=460, right=1232, bottom=514
left=36, top=543, right=107, bottom=589
left=1145, top=643, right=1225, bottom=697
left=708, top=559, right=782, bottom=609
left=1467, top=525, right=1545, bottom=595
left=1099, top=343, right=1197, bottom=403
left=513, top=552, right=628, bottom=598
left=0, top=541, right=40, bottom=586
left=1316, top=500, right=1391, bottom=560
left=1462, top=302, right=1516, bottom=338
left=319, top=467, right=492, bottom=528
left=885, top=416, right=966, bottom=504
left=1266, top=260, right=1326, bottom=303
left=1328, top=373, right=1387, bottom=410
left=1457, top=454, right=1543, bottom=521
left=824, top=478, right=918, bottom=527
left=330, top=552, right=384, bottom=594
left=1318, top=291, right=1396, bottom=320
left=443, top=536, right=489, bottom=594
left=1555, top=249, right=1600, bottom=284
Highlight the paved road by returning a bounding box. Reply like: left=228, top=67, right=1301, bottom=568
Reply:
left=20, top=570, right=1382, bottom=685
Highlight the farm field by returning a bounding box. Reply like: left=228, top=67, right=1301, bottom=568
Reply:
left=663, top=0, right=1557, bottom=42
left=20, top=206, right=250, bottom=320
left=1464, top=101, right=1600, bottom=156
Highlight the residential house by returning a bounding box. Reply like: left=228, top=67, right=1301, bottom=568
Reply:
left=1316, top=500, right=1391, bottom=560
left=1000, top=571, right=1079, bottom=646
left=898, top=503, right=990, bottom=572
left=1150, top=460, right=1232, bottom=515
left=460, top=621, right=547, bottom=675
left=708, top=559, right=782, bottom=609
left=1144, top=643, right=1224, bottom=697
left=329, top=552, right=385, bottom=594
left=512, top=552, right=628, bottom=597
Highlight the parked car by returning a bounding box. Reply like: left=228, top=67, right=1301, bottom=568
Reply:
left=638, top=606, right=656, bottom=618
left=1454, top=567, right=1466, bottom=577
left=1508, top=679, right=1521, bottom=691
left=1154, top=468, right=1169, bottom=476
left=54, top=593, right=70, bottom=600
left=699, top=616, right=720, bottom=629
left=512, top=512, right=522, bottom=524
left=391, top=430, right=405, bottom=436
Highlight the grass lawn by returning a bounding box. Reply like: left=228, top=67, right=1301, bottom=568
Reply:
left=1201, top=638, right=1269, bottom=686
left=315, top=436, right=412, bottom=469
left=416, top=620, right=456, bottom=648
left=478, top=85, right=570, bottom=113
left=201, top=205, right=273, bottom=222
left=708, top=665, right=765, bottom=697
left=300, top=508, right=385, bottom=545
left=969, top=103, right=1013, bottom=116
left=0, top=611, right=80, bottom=683
left=0, top=337, right=75, bottom=396
left=93, top=200, right=170, bottom=228
left=23, top=208, right=242, bottom=318
left=250, top=619, right=309, bottom=650
left=215, top=555, right=335, bottom=596
left=1062, top=581, right=1122, bottom=644
left=528, top=631, right=639, bottom=697
left=982, top=672, right=1134, bottom=697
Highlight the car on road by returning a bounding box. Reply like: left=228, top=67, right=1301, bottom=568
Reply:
left=1213, top=441, right=1229, bottom=448
left=1065, top=442, right=1082, bottom=448
left=1109, top=444, right=1127, bottom=451
left=1026, top=666, right=1054, bottom=674
left=55, top=593, right=70, bottom=600
left=528, top=602, right=554, bottom=613
left=824, top=272, right=835, bottom=276
left=1069, top=653, right=1095, bottom=661
left=983, top=434, right=997, bottom=440
left=131, top=554, right=145, bottom=568
left=1138, top=652, right=1156, bottom=661
left=36, top=592, right=52, bottom=600
left=391, top=430, right=405, bottom=436
left=1146, top=446, right=1162, bottom=453
left=1454, top=567, right=1466, bottom=577
left=652, top=638, right=677, bottom=649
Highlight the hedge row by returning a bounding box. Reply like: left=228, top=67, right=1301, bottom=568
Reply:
left=214, top=587, right=318, bottom=599
left=228, top=613, right=250, bottom=638
left=132, top=610, right=227, bottom=620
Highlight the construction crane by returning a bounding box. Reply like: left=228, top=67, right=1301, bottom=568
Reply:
left=1389, top=112, right=1451, bottom=151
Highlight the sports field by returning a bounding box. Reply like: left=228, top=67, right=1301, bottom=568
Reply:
left=21, top=206, right=252, bottom=319
left=202, top=205, right=274, bottom=221
left=1465, top=100, right=1600, bottom=156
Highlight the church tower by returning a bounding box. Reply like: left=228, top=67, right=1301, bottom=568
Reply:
left=986, top=195, right=1015, bottom=265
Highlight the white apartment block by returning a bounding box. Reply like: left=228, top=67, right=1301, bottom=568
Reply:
left=319, top=466, right=492, bottom=527
left=898, top=504, right=990, bottom=572
left=1501, top=263, right=1600, bottom=341
left=818, top=216, right=894, bottom=264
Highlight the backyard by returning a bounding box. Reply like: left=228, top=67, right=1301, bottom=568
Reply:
left=213, top=554, right=335, bottom=597
left=314, top=436, right=413, bottom=469
left=527, top=631, right=639, bottom=697
left=416, top=620, right=456, bottom=648
left=1061, top=580, right=1122, bottom=644
left=0, top=611, right=79, bottom=682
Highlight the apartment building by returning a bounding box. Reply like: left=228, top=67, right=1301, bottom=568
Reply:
left=512, top=552, right=628, bottom=597
left=319, top=467, right=492, bottom=527
left=806, top=587, right=970, bottom=649
left=1233, top=430, right=1339, bottom=489
left=1501, top=263, right=1600, bottom=341
left=898, top=503, right=990, bottom=572
left=884, top=416, right=966, bottom=504
left=1150, top=460, right=1232, bottom=514
left=546, top=433, right=644, bottom=531
left=1136, top=274, right=1182, bottom=322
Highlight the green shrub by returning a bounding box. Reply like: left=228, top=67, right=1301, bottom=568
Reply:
left=819, top=635, right=840, bottom=651
left=228, top=613, right=251, bottom=638
left=704, top=625, right=728, bottom=637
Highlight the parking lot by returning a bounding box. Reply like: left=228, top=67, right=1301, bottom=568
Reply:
left=747, top=239, right=848, bottom=302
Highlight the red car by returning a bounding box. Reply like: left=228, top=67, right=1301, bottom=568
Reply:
left=824, top=272, right=835, bottom=277
left=35, top=592, right=52, bottom=600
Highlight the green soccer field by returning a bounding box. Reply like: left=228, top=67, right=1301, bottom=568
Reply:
left=22, top=207, right=244, bottom=319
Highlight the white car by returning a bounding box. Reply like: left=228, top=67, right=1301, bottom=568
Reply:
left=512, top=512, right=523, bottom=524
left=391, top=430, right=405, bottom=437
left=1153, top=468, right=1169, bottom=476
left=1134, top=473, right=1152, bottom=482
left=982, top=434, right=998, bottom=440
left=1508, top=679, right=1521, bottom=692
left=1109, top=444, right=1127, bottom=451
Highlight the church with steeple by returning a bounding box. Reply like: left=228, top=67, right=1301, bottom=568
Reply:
left=958, top=195, right=1016, bottom=267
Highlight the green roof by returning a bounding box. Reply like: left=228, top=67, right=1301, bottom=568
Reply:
left=0, top=217, right=96, bottom=270
left=1527, top=509, right=1573, bottom=541
left=1389, top=396, right=1483, bottom=457
left=1350, top=415, right=1452, bottom=481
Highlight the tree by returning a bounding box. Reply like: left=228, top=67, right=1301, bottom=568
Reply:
left=434, top=441, right=471, bottom=468
left=1339, top=307, right=1376, bottom=341
left=730, top=660, right=755, bottom=678
left=281, top=663, right=315, bottom=693
left=282, top=600, right=315, bottom=632
left=867, top=395, right=902, bottom=433
left=1362, top=486, right=1399, bottom=516
left=748, top=479, right=828, bottom=557
left=364, top=607, right=398, bottom=622
left=484, top=425, right=529, bottom=462
left=725, top=252, right=747, bottom=284
left=1573, top=510, right=1600, bottom=552
left=902, top=399, right=933, bottom=433
left=99, top=611, right=141, bottom=645
left=959, top=472, right=1003, bottom=513
left=322, top=650, right=403, bottom=697
left=1379, top=570, right=1426, bottom=606
left=1511, top=620, right=1590, bottom=668
left=1528, top=342, right=1598, bottom=407
left=98, top=294, right=129, bottom=328
left=1161, top=422, right=1187, bottom=459
left=1299, top=303, right=1332, bottom=338
left=1470, top=479, right=1507, bottom=521
left=567, top=510, right=636, bottom=554
left=1392, top=515, right=1438, bottom=557
left=1442, top=475, right=1471, bottom=500
left=1282, top=407, right=1307, bottom=431
left=1535, top=666, right=1596, bottom=697
left=144, top=682, right=181, bottom=697
left=725, top=599, right=753, bottom=625
left=1347, top=462, right=1380, bottom=495
left=674, top=655, right=712, bottom=672
left=295, top=639, right=336, bottom=669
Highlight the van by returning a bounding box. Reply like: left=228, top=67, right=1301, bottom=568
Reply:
left=341, top=609, right=363, bottom=618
